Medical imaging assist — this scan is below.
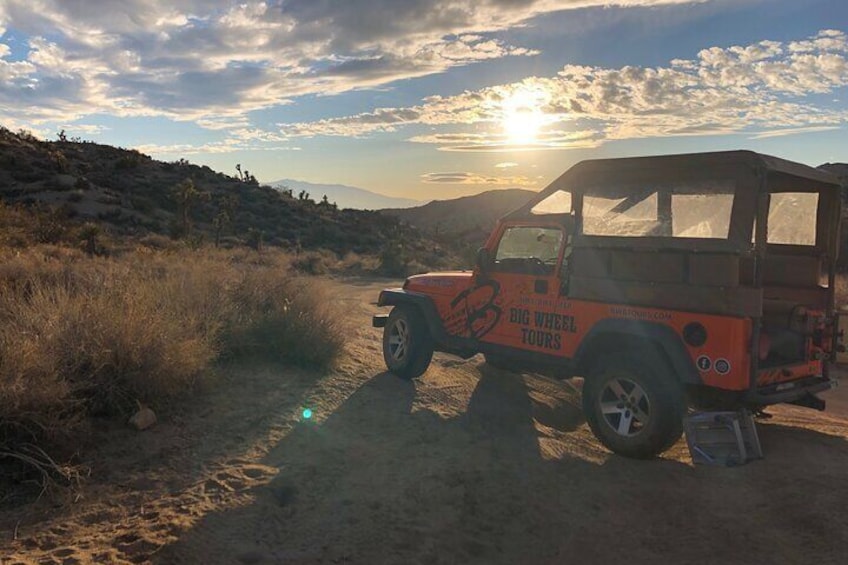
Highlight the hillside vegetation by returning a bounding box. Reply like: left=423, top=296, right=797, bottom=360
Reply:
left=0, top=127, right=452, bottom=274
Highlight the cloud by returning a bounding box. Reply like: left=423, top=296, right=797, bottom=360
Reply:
left=495, top=162, right=519, bottom=168
left=136, top=126, right=294, bottom=155
left=409, top=129, right=604, bottom=151
left=279, top=29, right=848, bottom=150
left=136, top=140, right=300, bottom=156
left=59, top=123, right=109, bottom=136
left=0, top=0, right=691, bottom=127
left=421, top=171, right=537, bottom=185
left=747, top=125, right=842, bottom=139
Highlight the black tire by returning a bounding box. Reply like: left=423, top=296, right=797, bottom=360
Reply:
left=582, top=349, right=685, bottom=459
left=382, top=306, right=434, bottom=380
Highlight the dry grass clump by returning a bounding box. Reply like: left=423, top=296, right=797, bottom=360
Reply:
left=0, top=246, right=344, bottom=489
left=223, top=271, right=345, bottom=367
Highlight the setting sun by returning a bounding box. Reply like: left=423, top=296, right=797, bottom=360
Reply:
left=501, top=88, right=548, bottom=146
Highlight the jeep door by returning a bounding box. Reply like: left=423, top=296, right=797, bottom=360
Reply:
left=474, top=222, right=575, bottom=356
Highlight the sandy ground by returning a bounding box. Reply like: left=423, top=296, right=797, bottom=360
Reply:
left=2, top=278, right=848, bottom=564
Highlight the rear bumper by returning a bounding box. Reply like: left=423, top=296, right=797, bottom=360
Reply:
left=746, top=375, right=837, bottom=406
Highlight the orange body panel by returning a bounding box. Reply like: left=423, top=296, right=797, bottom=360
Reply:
left=406, top=272, right=763, bottom=392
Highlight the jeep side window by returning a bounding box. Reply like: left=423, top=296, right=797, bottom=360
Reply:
left=494, top=227, right=563, bottom=275
left=581, top=180, right=735, bottom=239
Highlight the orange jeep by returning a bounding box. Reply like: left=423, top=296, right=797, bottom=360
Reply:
left=373, top=151, right=844, bottom=458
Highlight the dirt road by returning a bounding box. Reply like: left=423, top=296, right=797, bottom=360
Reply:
left=3, top=278, right=848, bottom=564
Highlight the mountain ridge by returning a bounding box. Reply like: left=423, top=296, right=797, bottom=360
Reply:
left=268, top=178, right=423, bottom=210
left=381, top=188, right=536, bottom=238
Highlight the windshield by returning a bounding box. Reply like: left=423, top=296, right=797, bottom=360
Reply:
left=496, top=226, right=563, bottom=264
left=582, top=180, right=735, bottom=239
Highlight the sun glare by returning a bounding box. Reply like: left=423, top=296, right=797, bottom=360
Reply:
left=501, top=88, right=548, bottom=146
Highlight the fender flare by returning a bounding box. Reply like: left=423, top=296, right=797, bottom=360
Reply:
left=378, top=289, right=450, bottom=345
left=574, top=318, right=701, bottom=385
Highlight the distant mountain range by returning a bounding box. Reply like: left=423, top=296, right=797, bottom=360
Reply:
left=268, top=178, right=423, bottom=210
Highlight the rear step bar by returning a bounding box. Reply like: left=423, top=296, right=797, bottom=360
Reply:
left=746, top=376, right=836, bottom=406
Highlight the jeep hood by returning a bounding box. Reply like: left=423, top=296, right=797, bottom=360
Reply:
left=404, top=272, right=473, bottom=295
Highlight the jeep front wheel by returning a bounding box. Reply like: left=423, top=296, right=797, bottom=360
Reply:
left=383, top=306, right=434, bottom=380
left=582, top=350, right=684, bottom=459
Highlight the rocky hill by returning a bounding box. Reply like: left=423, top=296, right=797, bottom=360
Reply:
left=0, top=127, right=440, bottom=260
left=382, top=188, right=535, bottom=243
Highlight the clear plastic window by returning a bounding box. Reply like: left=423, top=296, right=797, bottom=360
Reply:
left=496, top=227, right=563, bottom=264
left=767, top=192, right=818, bottom=245
left=583, top=192, right=660, bottom=236
left=581, top=180, right=735, bottom=239
left=532, top=190, right=572, bottom=215
left=672, top=194, right=733, bottom=238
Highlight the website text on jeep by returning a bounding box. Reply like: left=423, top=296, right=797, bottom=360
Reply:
left=373, top=150, right=844, bottom=459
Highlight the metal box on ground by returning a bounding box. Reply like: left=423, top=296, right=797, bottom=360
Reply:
left=684, top=410, right=763, bottom=466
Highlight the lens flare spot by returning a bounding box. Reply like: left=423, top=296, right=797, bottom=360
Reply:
left=302, top=408, right=313, bottom=420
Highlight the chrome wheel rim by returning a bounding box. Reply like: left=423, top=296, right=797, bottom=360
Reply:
left=387, top=318, right=409, bottom=362
left=599, top=378, right=651, bottom=437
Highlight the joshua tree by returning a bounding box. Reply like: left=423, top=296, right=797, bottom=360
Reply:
left=212, top=194, right=238, bottom=247
left=171, top=177, right=207, bottom=238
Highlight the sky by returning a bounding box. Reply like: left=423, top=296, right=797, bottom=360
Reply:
left=1, top=0, right=847, bottom=200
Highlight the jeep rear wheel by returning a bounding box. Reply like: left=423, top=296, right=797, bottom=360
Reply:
left=383, top=306, right=434, bottom=380
left=582, top=350, right=684, bottom=459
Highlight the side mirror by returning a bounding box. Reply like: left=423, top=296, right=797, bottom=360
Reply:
left=476, top=247, right=493, bottom=274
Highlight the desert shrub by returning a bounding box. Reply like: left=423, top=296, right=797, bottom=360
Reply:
left=378, top=243, right=408, bottom=277
left=338, top=252, right=380, bottom=275
left=138, top=233, right=175, bottom=251
left=0, top=247, right=344, bottom=489
left=0, top=153, right=16, bottom=169
left=222, top=271, right=344, bottom=368
left=33, top=207, right=68, bottom=244
left=245, top=227, right=263, bottom=251
left=114, top=154, right=142, bottom=170
left=291, top=249, right=338, bottom=275
left=77, top=222, right=102, bottom=255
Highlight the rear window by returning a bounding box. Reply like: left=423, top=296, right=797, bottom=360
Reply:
left=582, top=180, right=735, bottom=239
